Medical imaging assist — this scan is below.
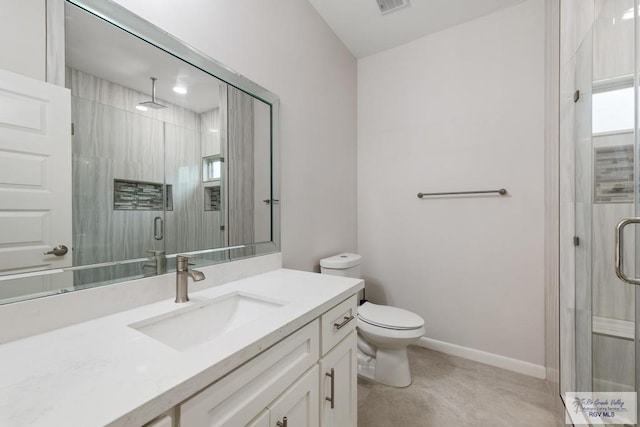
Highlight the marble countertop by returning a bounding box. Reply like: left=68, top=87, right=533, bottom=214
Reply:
left=0, top=269, right=363, bottom=426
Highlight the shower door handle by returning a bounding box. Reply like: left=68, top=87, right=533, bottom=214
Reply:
left=154, top=216, right=163, bottom=240
left=615, top=218, right=640, bottom=285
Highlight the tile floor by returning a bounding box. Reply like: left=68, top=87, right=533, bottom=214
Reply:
left=357, top=346, right=562, bottom=427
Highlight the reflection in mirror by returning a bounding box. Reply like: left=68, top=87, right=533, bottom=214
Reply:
left=67, top=1, right=230, bottom=286
left=0, top=0, right=278, bottom=305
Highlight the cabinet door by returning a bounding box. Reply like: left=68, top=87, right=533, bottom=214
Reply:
left=270, top=366, right=319, bottom=427
left=319, top=332, right=357, bottom=427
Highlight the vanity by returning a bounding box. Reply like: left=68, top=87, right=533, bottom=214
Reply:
left=0, top=264, right=363, bottom=426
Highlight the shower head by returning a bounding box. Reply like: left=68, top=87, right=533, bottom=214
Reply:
left=138, top=77, right=167, bottom=110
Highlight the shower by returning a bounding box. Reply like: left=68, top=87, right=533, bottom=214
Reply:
left=560, top=0, right=639, bottom=423
left=137, top=77, right=167, bottom=110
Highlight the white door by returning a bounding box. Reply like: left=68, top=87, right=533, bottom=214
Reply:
left=0, top=69, right=72, bottom=276
left=320, top=332, right=357, bottom=427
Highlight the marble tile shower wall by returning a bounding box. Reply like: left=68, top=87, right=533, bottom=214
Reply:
left=227, top=87, right=255, bottom=247
left=164, top=122, right=224, bottom=256
left=72, top=95, right=164, bottom=285
left=68, top=69, right=224, bottom=285
left=66, top=68, right=201, bottom=129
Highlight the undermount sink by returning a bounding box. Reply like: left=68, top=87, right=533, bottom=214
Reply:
left=129, top=292, right=286, bottom=350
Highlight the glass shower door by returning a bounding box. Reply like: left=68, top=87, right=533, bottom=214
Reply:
left=573, top=0, right=638, bottom=423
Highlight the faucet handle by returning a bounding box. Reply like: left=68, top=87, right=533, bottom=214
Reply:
left=176, top=255, right=192, bottom=270
left=176, top=255, right=198, bottom=265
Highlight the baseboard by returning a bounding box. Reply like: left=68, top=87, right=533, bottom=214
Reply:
left=415, top=337, right=546, bottom=380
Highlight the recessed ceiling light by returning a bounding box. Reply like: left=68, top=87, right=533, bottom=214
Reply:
left=136, top=105, right=148, bottom=111
left=173, top=86, right=187, bottom=94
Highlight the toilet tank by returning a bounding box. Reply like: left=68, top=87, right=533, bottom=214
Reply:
left=320, top=253, right=362, bottom=278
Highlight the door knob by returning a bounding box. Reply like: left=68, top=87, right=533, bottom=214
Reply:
left=44, top=245, right=68, bottom=256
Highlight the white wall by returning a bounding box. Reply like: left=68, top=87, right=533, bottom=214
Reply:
left=111, top=0, right=358, bottom=272
left=357, top=0, right=545, bottom=366
left=0, top=0, right=45, bottom=80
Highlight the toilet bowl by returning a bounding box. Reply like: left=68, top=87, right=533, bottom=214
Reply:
left=356, top=302, right=425, bottom=387
left=320, top=253, right=425, bottom=388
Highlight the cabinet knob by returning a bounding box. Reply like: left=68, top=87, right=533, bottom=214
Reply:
left=276, top=416, right=287, bottom=427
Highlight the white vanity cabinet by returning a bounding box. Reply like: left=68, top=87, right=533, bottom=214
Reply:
left=179, top=295, right=358, bottom=427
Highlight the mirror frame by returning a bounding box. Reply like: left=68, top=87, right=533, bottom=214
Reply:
left=0, top=0, right=279, bottom=291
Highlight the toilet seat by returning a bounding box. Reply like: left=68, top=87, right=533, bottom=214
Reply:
left=358, top=302, right=424, bottom=330
left=357, top=317, right=426, bottom=343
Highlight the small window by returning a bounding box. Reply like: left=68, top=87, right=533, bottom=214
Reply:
left=592, top=86, right=634, bottom=134
left=202, top=155, right=223, bottom=183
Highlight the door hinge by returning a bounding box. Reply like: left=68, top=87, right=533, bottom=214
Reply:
left=71, top=122, right=75, bottom=135
left=573, top=236, right=580, bottom=247
left=574, top=90, right=580, bottom=103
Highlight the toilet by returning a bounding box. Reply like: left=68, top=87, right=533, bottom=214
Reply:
left=320, top=253, right=425, bottom=388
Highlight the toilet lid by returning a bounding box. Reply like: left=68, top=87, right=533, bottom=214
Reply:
left=358, top=302, right=424, bottom=330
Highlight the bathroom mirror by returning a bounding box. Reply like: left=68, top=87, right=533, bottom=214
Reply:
left=0, top=0, right=279, bottom=304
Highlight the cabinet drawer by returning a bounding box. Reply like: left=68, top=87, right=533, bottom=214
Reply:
left=320, top=295, right=357, bottom=355
left=180, top=320, right=319, bottom=427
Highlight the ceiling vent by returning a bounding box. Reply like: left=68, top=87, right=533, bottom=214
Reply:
left=376, top=0, right=410, bottom=15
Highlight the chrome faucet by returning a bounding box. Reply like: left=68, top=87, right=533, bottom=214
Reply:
left=175, top=255, right=205, bottom=303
